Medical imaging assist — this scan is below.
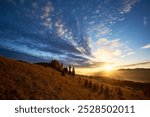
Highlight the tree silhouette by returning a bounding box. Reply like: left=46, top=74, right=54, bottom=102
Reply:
left=68, top=65, right=71, bottom=74
left=62, top=67, right=68, bottom=76
left=72, top=67, right=75, bottom=76
left=63, top=67, right=68, bottom=74
left=50, top=59, right=63, bottom=72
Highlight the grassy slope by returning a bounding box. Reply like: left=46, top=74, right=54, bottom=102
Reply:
left=0, top=56, right=87, bottom=99
left=0, top=56, right=149, bottom=100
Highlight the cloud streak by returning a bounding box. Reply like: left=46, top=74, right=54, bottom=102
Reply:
left=118, top=61, right=150, bottom=68
left=142, top=44, right=150, bottom=49
left=120, top=0, right=139, bottom=14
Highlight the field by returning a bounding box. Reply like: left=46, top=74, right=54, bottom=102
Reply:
left=0, top=56, right=150, bottom=100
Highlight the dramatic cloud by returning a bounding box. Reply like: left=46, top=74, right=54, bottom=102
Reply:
left=0, top=0, right=139, bottom=67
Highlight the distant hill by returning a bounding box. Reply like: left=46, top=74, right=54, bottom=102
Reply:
left=118, top=68, right=150, bottom=71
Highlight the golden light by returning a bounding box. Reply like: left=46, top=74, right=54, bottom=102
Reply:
left=103, top=64, right=114, bottom=72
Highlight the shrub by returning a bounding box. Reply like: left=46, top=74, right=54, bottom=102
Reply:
left=50, top=60, right=63, bottom=72
left=99, top=84, right=104, bottom=94
left=88, top=80, right=93, bottom=88
left=61, top=70, right=65, bottom=76
left=104, top=86, right=109, bottom=99
left=78, top=77, right=81, bottom=84
left=117, top=87, right=123, bottom=96
left=63, top=67, right=68, bottom=74
left=93, top=83, right=98, bottom=91
left=84, top=79, right=88, bottom=87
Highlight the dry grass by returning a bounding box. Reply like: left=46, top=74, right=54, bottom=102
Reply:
left=0, top=56, right=150, bottom=100
left=0, top=56, right=88, bottom=99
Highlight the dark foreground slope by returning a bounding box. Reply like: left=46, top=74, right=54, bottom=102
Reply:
left=0, top=56, right=88, bottom=99
left=0, top=56, right=150, bottom=100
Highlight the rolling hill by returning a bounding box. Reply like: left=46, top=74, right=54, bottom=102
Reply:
left=0, top=56, right=150, bottom=100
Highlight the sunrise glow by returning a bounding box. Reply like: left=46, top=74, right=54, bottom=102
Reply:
left=103, top=64, right=114, bottom=72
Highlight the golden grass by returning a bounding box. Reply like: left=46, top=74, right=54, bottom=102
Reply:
left=0, top=56, right=150, bottom=100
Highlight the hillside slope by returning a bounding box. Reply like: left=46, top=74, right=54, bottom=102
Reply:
left=0, top=56, right=150, bottom=100
left=0, top=56, right=88, bottom=99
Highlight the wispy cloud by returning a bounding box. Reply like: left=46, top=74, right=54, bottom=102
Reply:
left=55, top=19, right=88, bottom=55
left=32, top=3, right=38, bottom=9
left=143, top=17, right=148, bottom=26
left=142, top=44, right=150, bottom=49
left=85, top=0, right=139, bottom=47
left=40, top=1, right=54, bottom=29
left=126, top=51, right=135, bottom=56
left=118, top=61, right=150, bottom=68
left=120, top=0, right=139, bottom=14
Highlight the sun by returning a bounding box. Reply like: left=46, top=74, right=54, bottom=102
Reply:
left=103, top=64, right=114, bottom=72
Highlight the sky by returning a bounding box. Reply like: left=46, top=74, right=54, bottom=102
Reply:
left=0, top=0, right=150, bottom=74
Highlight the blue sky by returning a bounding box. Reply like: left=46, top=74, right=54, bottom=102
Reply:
left=0, top=0, right=150, bottom=74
